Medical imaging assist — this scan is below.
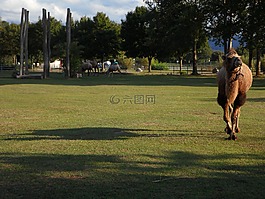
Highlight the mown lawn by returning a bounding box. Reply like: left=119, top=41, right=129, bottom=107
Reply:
left=0, top=73, right=265, bottom=199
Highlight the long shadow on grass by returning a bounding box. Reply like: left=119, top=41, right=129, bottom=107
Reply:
left=248, top=97, right=265, bottom=102
left=0, top=74, right=219, bottom=87
left=4, top=127, right=218, bottom=141
left=1, top=73, right=264, bottom=87
left=1, top=151, right=264, bottom=198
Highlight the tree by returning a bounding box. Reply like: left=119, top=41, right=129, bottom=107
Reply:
left=69, top=41, right=83, bottom=77
left=28, top=17, right=63, bottom=70
left=92, top=12, right=121, bottom=63
left=187, top=1, right=208, bottom=75
left=121, top=6, right=158, bottom=72
left=28, top=20, right=43, bottom=68
left=73, top=16, right=94, bottom=60
left=155, top=1, right=194, bottom=73
left=73, top=13, right=121, bottom=65
left=144, top=0, right=207, bottom=75
left=49, top=17, right=65, bottom=61
left=241, top=0, right=265, bottom=76
left=203, top=0, right=247, bottom=54
left=0, top=20, right=20, bottom=65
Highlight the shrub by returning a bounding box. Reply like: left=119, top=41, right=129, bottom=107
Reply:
left=117, top=57, right=132, bottom=70
left=151, top=62, right=169, bottom=70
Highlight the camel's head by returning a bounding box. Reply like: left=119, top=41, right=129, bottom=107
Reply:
left=222, top=48, right=243, bottom=72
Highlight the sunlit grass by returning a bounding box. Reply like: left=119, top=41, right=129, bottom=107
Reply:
left=0, top=74, right=265, bottom=198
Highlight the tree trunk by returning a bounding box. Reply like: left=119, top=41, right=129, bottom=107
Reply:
left=101, top=54, right=104, bottom=71
left=148, top=56, right=152, bottom=72
left=179, top=56, right=183, bottom=75
left=20, top=8, right=25, bottom=76
left=24, top=10, right=29, bottom=75
left=42, top=9, right=49, bottom=79
left=223, top=37, right=228, bottom=54
left=47, top=12, right=51, bottom=77
left=256, top=48, right=261, bottom=76
left=66, top=8, right=71, bottom=77
left=228, top=37, right=233, bottom=50
left=191, top=40, right=198, bottom=75
left=248, top=47, right=253, bottom=69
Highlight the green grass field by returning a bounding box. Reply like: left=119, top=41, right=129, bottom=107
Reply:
left=0, top=73, right=265, bottom=199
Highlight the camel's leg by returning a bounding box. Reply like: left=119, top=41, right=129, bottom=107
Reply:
left=235, top=109, right=241, bottom=133
left=230, top=92, right=246, bottom=140
left=231, top=107, right=241, bottom=140
left=217, top=93, right=230, bottom=134
left=224, top=104, right=233, bottom=134
left=223, top=103, right=233, bottom=134
left=229, top=104, right=234, bottom=118
left=233, top=93, right=246, bottom=134
left=93, top=67, right=99, bottom=76
left=81, top=68, right=85, bottom=77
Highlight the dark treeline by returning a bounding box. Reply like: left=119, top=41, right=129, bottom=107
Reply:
left=0, top=12, right=120, bottom=73
left=0, top=0, right=265, bottom=76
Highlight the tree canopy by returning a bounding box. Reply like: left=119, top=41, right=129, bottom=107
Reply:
left=1, top=1, right=265, bottom=75
left=121, top=6, right=158, bottom=72
left=0, top=19, right=20, bottom=64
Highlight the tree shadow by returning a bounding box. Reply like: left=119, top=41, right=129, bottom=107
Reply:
left=251, top=77, right=265, bottom=89
left=248, top=97, right=265, bottom=103
left=0, top=73, right=218, bottom=87
left=1, top=72, right=264, bottom=89
left=2, top=127, right=220, bottom=141
left=3, top=127, right=137, bottom=141
left=1, top=151, right=264, bottom=198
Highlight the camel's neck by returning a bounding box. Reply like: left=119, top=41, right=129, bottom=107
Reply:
left=226, top=67, right=243, bottom=83
left=225, top=75, right=239, bottom=104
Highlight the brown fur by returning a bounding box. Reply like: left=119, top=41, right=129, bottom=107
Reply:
left=217, top=49, right=252, bottom=140
left=81, top=60, right=99, bottom=76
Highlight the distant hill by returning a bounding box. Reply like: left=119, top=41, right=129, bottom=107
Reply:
left=209, top=36, right=240, bottom=52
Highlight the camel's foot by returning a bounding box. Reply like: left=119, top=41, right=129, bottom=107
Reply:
left=232, top=134, right=238, bottom=140
left=224, top=127, right=232, bottom=135
left=226, top=134, right=237, bottom=141
left=225, top=126, right=240, bottom=134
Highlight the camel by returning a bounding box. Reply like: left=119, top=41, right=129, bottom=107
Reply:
left=217, top=48, right=253, bottom=140
left=106, top=62, right=121, bottom=77
left=81, top=60, right=99, bottom=76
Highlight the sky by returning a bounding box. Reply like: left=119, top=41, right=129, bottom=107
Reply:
left=0, top=0, right=146, bottom=24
